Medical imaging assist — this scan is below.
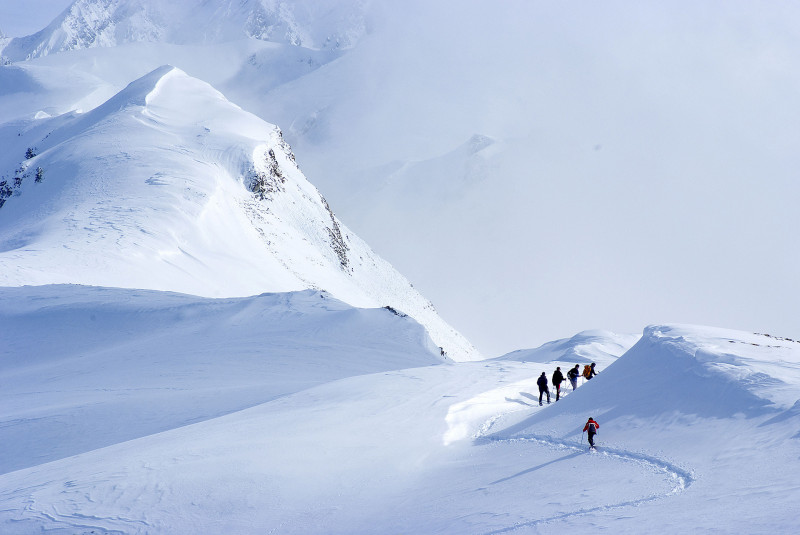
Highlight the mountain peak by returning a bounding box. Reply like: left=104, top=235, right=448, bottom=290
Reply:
left=0, top=66, right=480, bottom=361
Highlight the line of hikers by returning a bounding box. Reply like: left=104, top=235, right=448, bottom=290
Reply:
left=534, top=366, right=601, bottom=449
left=536, top=362, right=597, bottom=405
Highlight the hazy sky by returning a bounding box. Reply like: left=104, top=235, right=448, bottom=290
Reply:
left=0, top=0, right=71, bottom=37
left=278, top=0, right=800, bottom=354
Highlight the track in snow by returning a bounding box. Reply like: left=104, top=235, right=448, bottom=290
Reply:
left=476, top=431, right=694, bottom=534
left=443, top=377, right=695, bottom=534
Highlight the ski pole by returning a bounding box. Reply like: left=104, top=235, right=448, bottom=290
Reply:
left=581, top=431, right=584, bottom=445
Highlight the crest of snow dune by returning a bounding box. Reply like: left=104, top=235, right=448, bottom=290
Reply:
left=0, top=284, right=446, bottom=473
left=1, top=0, right=368, bottom=61
left=510, top=324, right=800, bottom=426
left=495, top=329, right=640, bottom=364
left=0, top=65, right=479, bottom=360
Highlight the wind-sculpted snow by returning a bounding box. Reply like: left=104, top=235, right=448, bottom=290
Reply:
left=497, top=324, right=800, bottom=431
left=0, top=322, right=799, bottom=532
left=0, top=284, right=444, bottom=474
left=496, top=329, right=639, bottom=364
left=0, top=65, right=479, bottom=360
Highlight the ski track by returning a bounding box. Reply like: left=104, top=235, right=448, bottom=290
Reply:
left=478, top=429, right=694, bottom=534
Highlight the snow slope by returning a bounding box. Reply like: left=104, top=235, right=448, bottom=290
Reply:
left=0, top=285, right=444, bottom=475
left=1, top=290, right=798, bottom=533
left=0, top=65, right=478, bottom=360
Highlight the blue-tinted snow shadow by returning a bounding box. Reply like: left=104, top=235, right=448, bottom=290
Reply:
left=488, top=451, right=582, bottom=485
left=504, top=396, right=534, bottom=407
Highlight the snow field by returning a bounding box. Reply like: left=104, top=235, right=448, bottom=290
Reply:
left=1, top=3, right=798, bottom=533
left=6, top=288, right=798, bottom=533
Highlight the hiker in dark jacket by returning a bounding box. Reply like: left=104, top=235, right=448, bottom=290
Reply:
left=567, top=364, right=580, bottom=391
left=552, top=367, right=564, bottom=401
left=536, top=372, right=550, bottom=406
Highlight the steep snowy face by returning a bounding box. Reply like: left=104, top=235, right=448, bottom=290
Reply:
left=0, top=65, right=479, bottom=360
left=1, top=0, right=368, bottom=61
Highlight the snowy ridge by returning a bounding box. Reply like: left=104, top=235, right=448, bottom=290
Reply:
left=0, top=0, right=368, bottom=61
left=0, top=65, right=479, bottom=360
left=0, top=284, right=444, bottom=474
left=496, top=329, right=639, bottom=364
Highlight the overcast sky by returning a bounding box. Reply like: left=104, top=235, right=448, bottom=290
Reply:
left=0, top=0, right=71, bottom=37
left=290, top=0, right=800, bottom=353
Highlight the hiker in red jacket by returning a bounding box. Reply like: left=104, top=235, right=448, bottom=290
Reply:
left=583, top=417, right=600, bottom=449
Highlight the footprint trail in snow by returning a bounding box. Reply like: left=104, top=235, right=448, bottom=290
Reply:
left=445, top=378, right=695, bottom=534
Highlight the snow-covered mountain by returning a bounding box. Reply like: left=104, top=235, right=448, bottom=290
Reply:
left=0, top=64, right=478, bottom=360
left=2, top=3, right=800, bottom=530
left=2, top=291, right=799, bottom=533
left=2, top=0, right=799, bottom=358
left=1, top=0, right=367, bottom=61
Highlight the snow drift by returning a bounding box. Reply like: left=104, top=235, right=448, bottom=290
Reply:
left=0, top=284, right=445, bottom=474
left=496, top=329, right=639, bottom=364
left=2, top=316, right=799, bottom=533
left=504, top=324, right=800, bottom=427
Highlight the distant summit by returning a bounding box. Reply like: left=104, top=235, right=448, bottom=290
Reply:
left=1, top=0, right=369, bottom=61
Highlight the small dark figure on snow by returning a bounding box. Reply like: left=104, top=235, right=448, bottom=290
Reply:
left=567, top=364, right=580, bottom=391
left=589, top=362, right=597, bottom=378
left=536, top=372, right=550, bottom=406
left=552, top=366, right=564, bottom=401
left=583, top=417, right=600, bottom=449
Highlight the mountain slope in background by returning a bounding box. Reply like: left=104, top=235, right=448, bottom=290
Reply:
left=1, top=0, right=368, bottom=61
left=0, top=65, right=478, bottom=360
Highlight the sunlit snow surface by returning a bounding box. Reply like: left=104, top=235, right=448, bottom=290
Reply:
left=1, top=286, right=799, bottom=533
left=1, top=2, right=800, bottom=532
left=0, top=64, right=478, bottom=360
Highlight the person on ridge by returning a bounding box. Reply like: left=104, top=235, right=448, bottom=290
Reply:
left=589, top=362, right=597, bottom=378
left=536, top=372, right=550, bottom=406
left=567, top=364, right=580, bottom=391
left=583, top=417, right=600, bottom=449
left=552, top=366, right=564, bottom=401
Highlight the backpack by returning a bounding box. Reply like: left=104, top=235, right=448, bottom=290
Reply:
left=583, top=366, right=591, bottom=378
left=588, top=422, right=597, bottom=433
left=568, top=368, right=578, bottom=379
